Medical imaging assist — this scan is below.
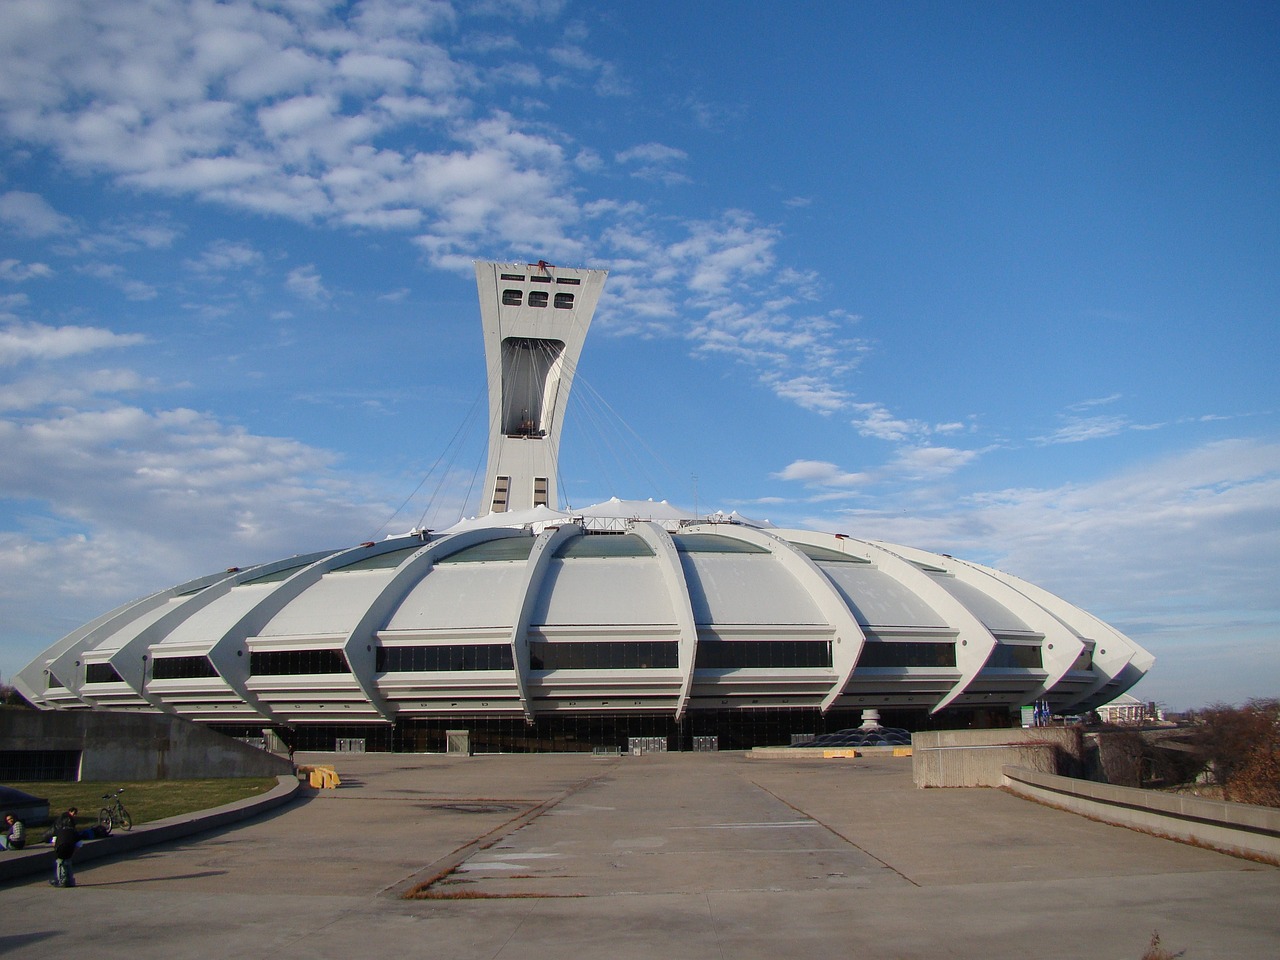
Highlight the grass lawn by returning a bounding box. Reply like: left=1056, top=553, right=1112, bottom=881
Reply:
left=11, top=778, right=279, bottom=829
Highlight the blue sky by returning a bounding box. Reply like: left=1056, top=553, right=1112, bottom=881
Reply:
left=1, top=0, right=1276, bottom=710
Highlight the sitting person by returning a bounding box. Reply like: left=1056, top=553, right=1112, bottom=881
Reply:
left=0, top=812, right=24, bottom=850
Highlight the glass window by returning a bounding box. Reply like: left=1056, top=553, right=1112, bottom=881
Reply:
left=332, top=545, right=421, bottom=572
left=85, top=662, right=124, bottom=684
left=984, top=644, right=1043, bottom=669
left=500, top=273, right=525, bottom=281
left=855, top=642, right=957, bottom=668
left=437, top=538, right=535, bottom=563
left=555, top=534, right=654, bottom=558
left=151, top=656, right=219, bottom=680
left=554, top=292, right=574, bottom=309
left=250, top=649, right=351, bottom=675
left=694, top=641, right=832, bottom=670
left=788, top=542, right=870, bottom=564
left=529, top=641, right=678, bottom=671
left=242, top=562, right=310, bottom=585
left=672, top=534, right=768, bottom=554
left=528, top=290, right=549, bottom=308
left=377, top=645, right=514, bottom=672
left=502, top=289, right=523, bottom=305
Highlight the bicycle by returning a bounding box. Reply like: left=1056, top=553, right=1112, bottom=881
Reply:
left=98, top=787, right=132, bottom=834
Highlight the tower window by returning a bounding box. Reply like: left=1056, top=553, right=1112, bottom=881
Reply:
left=500, top=273, right=525, bottom=281
left=502, top=289, right=523, bottom=306
left=533, top=477, right=548, bottom=507
left=492, top=476, right=510, bottom=512
left=528, top=290, right=549, bottom=308
left=554, top=292, right=574, bottom=309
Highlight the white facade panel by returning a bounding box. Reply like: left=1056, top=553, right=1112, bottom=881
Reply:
left=819, top=564, right=948, bottom=628
left=533, top=557, right=673, bottom=627
left=151, top=583, right=280, bottom=649
left=384, top=563, right=527, bottom=631
left=680, top=554, right=824, bottom=625
left=259, top=570, right=400, bottom=638
left=928, top=574, right=1034, bottom=635
left=90, top=597, right=188, bottom=654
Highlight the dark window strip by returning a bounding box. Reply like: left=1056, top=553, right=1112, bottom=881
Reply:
left=530, top=641, right=679, bottom=671
left=855, top=642, right=957, bottom=668
left=151, top=656, right=220, bottom=680
left=250, top=649, right=351, bottom=676
left=694, top=640, right=832, bottom=670
left=377, top=645, right=514, bottom=672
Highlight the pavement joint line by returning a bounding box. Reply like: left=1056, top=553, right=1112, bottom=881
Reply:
left=702, top=889, right=728, bottom=960
left=747, top=777, right=923, bottom=888
left=391, top=760, right=621, bottom=901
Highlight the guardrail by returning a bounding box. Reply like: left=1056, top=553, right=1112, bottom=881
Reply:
left=1002, top=765, right=1280, bottom=863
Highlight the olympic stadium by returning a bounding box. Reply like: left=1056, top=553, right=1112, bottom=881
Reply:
left=13, top=262, right=1153, bottom=752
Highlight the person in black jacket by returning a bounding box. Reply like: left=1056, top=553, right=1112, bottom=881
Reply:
left=51, top=807, right=79, bottom=888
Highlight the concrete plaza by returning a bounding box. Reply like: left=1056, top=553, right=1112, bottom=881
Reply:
left=1, top=751, right=1276, bottom=959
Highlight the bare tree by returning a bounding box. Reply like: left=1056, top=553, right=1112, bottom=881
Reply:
left=1196, top=698, right=1280, bottom=807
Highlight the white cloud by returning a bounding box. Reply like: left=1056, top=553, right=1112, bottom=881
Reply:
left=761, top=374, right=850, bottom=414
left=850, top=401, right=928, bottom=442
left=1036, top=414, right=1132, bottom=444
left=0, top=190, right=75, bottom=236
left=1067, top=393, right=1123, bottom=411
left=286, top=264, right=330, bottom=301
left=0, top=321, right=146, bottom=365
left=185, top=239, right=264, bottom=274
left=772, top=459, right=869, bottom=488
left=0, top=402, right=391, bottom=671
left=616, top=142, right=690, bottom=185
left=0, top=368, right=153, bottom=411
left=886, top=444, right=979, bottom=479
left=0, top=2, right=875, bottom=431
left=0, top=259, right=55, bottom=282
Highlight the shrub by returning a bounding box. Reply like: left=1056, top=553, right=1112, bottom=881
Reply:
left=1195, top=698, right=1280, bottom=807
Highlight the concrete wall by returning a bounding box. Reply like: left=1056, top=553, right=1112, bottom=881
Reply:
left=0, top=709, right=293, bottom=780
left=1003, top=765, right=1280, bottom=863
left=912, top=728, right=1080, bottom=787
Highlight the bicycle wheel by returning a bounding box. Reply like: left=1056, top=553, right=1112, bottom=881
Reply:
left=98, top=808, right=114, bottom=835
left=118, top=805, right=132, bottom=830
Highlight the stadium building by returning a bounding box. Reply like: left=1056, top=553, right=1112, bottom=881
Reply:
left=13, top=262, right=1153, bottom=752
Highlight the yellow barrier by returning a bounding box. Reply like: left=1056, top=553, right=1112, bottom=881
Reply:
left=822, top=749, right=860, bottom=759
left=298, top=765, right=341, bottom=789
left=893, top=747, right=913, bottom=758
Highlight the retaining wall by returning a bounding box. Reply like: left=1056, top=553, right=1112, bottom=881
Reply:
left=912, top=728, right=1079, bottom=787
left=1003, top=765, right=1280, bottom=863
left=0, top=709, right=293, bottom=781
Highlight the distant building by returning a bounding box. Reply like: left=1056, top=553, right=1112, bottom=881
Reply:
left=14, top=261, right=1154, bottom=752
left=1096, top=693, right=1159, bottom=724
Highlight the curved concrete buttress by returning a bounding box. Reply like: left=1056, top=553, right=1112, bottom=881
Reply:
left=628, top=521, right=700, bottom=721
left=857, top=540, right=999, bottom=714
left=509, top=524, right=584, bottom=721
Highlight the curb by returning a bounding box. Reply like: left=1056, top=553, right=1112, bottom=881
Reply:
left=0, top=774, right=301, bottom=885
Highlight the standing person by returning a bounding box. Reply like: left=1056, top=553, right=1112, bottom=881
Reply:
left=51, top=807, right=78, bottom=887
left=0, top=812, right=24, bottom=850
